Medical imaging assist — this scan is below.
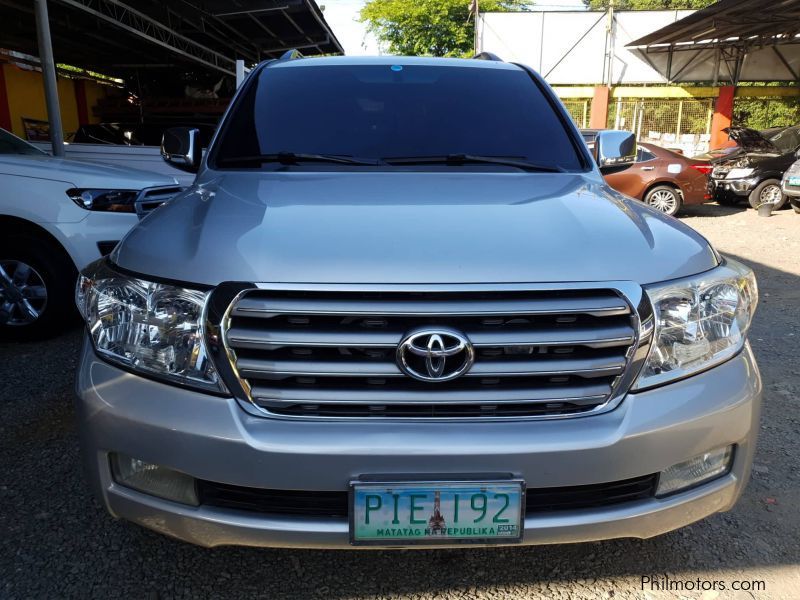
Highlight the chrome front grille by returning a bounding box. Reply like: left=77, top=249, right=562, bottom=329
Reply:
left=134, top=186, right=184, bottom=219
left=223, top=288, right=642, bottom=419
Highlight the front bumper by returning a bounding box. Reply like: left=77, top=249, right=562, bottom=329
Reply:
left=76, top=339, right=762, bottom=549
left=781, top=177, right=800, bottom=198
left=709, top=176, right=758, bottom=201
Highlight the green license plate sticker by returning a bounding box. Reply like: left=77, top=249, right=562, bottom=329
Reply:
left=788, top=176, right=800, bottom=186
left=351, top=481, right=524, bottom=545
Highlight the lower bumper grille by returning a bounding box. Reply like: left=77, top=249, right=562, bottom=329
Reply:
left=197, top=475, right=658, bottom=518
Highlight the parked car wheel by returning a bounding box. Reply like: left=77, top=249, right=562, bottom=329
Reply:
left=0, top=235, right=77, bottom=340
left=748, top=179, right=786, bottom=210
left=644, top=185, right=682, bottom=216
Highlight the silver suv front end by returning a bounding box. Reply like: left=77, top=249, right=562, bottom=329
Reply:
left=75, top=260, right=761, bottom=548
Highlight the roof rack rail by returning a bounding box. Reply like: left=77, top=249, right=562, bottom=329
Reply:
left=279, top=49, right=304, bottom=60
left=472, top=52, right=503, bottom=62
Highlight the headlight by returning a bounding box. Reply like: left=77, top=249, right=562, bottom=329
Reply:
left=67, top=188, right=139, bottom=212
left=633, top=259, right=757, bottom=390
left=76, top=260, right=226, bottom=393
left=725, top=168, right=754, bottom=179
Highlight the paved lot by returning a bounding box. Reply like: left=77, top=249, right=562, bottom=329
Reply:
left=1, top=204, right=798, bottom=600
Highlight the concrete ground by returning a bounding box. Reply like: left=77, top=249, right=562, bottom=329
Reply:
left=1, top=204, right=798, bottom=599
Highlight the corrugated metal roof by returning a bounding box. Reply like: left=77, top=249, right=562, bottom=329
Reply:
left=0, top=0, right=343, bottom=77
left=628, top=0, right=800, bottom=47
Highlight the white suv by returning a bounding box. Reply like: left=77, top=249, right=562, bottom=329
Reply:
left=0, top=128, right=181, bottom=339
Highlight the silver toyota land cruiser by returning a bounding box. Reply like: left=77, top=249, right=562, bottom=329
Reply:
left=75, top=55, right=761, bottom=549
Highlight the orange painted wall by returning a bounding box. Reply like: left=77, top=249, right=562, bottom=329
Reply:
left=1, top=63, right=106, bottom=139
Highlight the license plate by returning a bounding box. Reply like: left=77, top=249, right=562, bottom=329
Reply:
left=788, top=176, right=800, bottom=186
left=350, top=480, right=524, bottom=545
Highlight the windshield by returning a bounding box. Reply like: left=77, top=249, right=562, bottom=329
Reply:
left=769, top=126, right=800, bottom=154
left=0, top=129, right=46, bottom=156
left=212, top=63, right=584, bottom=171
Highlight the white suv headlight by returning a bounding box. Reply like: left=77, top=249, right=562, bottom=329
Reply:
left=76, top=260, right=226, bottom=393
left=725, top=167, right=754, bottom=179
left=633, top=259, right=757, bottom=390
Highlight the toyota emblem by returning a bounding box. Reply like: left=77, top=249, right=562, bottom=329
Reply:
left=396, top=329, right=475, bottom=382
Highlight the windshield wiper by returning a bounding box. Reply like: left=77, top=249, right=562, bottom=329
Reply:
left=381, top=154, right=564, bottom=172
left=217, top=152, right=381, bottom=166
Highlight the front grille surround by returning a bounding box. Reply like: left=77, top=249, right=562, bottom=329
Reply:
left=218, top=282, right=653, bottom=421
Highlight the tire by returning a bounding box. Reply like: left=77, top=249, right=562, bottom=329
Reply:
left=644, top=185, right=682, bottom=216
left=748, top=179, right=786, bottom=209
left=793, top=204, right=800, bottom=215
left=0, top=234, right=79, bottom=341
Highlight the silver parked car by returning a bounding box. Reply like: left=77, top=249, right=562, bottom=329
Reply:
left=75, top=55, right=761, bottom=549
left=780, top=157, right=800, bottom=213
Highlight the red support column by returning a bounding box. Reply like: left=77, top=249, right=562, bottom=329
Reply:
left=0, top=65, right=12, bottom=132
left=589, top=85, right=610, bottom=129
left=710, top=85, right=735, bottom=150
left=74, top=79, right=89, bottom=126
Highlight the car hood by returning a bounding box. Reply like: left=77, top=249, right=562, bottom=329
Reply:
left=723, top=127, right=780, bottom=154
left=113, top=171, right=718, bottom=286
left=0, top=154, right=177, bottom=188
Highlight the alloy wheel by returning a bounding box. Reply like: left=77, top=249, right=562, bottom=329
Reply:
left=759, top=184, right=782, bottom=205
left=0, top=260, right=48, bottom=326
left=647, top=189, right=678, bottom=214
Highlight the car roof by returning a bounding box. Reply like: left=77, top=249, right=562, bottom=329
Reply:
left=266, top=55, right=523, bottom=72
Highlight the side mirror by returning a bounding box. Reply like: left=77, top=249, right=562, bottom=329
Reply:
left=595, top=130, right=637, bottom=172
left=161, top=127, right=201, bottom=173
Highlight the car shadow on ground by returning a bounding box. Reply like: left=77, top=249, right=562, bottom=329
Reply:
left=1, top=254, right=798, bottom=599
left=681, top=202, right=748, bottom=218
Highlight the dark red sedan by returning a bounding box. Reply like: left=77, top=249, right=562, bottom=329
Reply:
left=582, top=131, right=712, bottom=216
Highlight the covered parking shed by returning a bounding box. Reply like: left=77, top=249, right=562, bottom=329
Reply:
left=627, top=0, right=800, bottom=148
left=0, top=0, right=343, bottom=154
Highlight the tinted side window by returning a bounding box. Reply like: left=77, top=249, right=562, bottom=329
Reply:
left=637, top=148, right=656, bottom=162
left=214, top=64, right=584, bottom=171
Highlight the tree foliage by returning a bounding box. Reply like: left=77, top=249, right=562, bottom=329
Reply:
left=584, top=0, right=716, bottom=9
left=734, top=98, right=800, bottom=130
left=360, top=0, right=528, bottom=57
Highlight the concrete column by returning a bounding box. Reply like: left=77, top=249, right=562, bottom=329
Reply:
left=710, top=85, right=735, bottom=150
left=74, top=79, right=89, bottom=126
left=590, top=85, right=610, bottom=129
left=0, top=65, right=11, bottom=132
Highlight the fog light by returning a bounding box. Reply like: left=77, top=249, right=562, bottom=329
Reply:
left=110, top=453, right=198, bottom=506
left=656, top=446, right=734, bottom=497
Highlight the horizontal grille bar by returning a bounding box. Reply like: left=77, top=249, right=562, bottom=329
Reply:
left=227, top=323, right=635, bottom=350
left=233, top=295, right=630, bottom=318
left=249, top=382, right=611, bottom=405
left=236, top=356, right=626, bottom=380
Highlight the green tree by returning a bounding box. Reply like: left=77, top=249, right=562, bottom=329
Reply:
left=584, top=0, right=716, bottom=9
left=360, top=0, right=528, bottom=57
